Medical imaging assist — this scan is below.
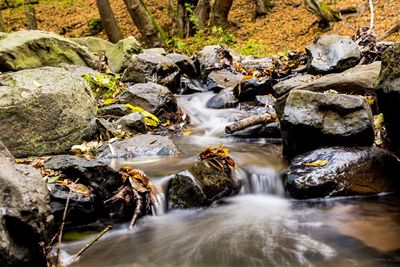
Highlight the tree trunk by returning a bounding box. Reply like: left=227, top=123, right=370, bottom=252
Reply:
left=210, top=0, right=233, bottom=28
left=24, top=0, right=38, bottom=30
left=194, top=0, right=210, bottom=30
left=96, top=0, right=123, bottom=43
left=304, top=0, right=341, bottom=29
left=0, top=10, right=6, bottom=32
left=176, top=0, right=187, bottom=37
left=255, top=0, right=274, bottom=18
left=123, top=0, right=165, bottom=47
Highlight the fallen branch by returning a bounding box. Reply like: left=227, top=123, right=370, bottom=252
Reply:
left=378, top=22, right=400, bottom=41
left=69, top=225, right=112, bottom=263
left=128, top=189, right=143, bottom=231
left=225, top=113, right=276, bottom=134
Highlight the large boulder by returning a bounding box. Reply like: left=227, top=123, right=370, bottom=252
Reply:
left=0, top=143, right=52, bottom=267
left=166, top=53, right=197, bottom=78
left=281, top=90, right=374, bottom=158
left=0, top=30, right=100, bottom=71
left=122, top=52, right=181, bottom=92
left=97, top=134, right=180, bottom=159
left=285, top=147, right=400, bottom=199
left=274, top=62, right=381, bottom=117
left=306, top=34, right=361, bottom=74
left=71, top=36, right=115, bottom=55
left=168, top=159, right=241, bottom=209
left=107, top=37, right=142, bottom=73
left=0, top=67, right=96, bottom=157
left=117, top=82, right=177, bottom=115
left=375, top=44, right=400, bottom=156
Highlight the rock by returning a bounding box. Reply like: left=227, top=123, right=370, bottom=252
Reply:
left=143, top=47, right=167, bottom=55
left=233, top=78, right=273, bottom=101
left=179, top=77, right=208, bottom=94
left=122, top=53, right=181, bottom=92
left=0, top=30, right=100, bottom=71
left=375, top=44, right=400, bottom=156
left=98, top=104, right=131, bottom=117
left=196, top=45, right=233, bottom=75
left=113, top=113, right=147, bottom=134
left=59, top=63, right=100, bottom=76
left=208, top=69, right=243, bottom=89
left=206, top=89, right=239, bottom=109
left=281, top=90, right=374, bottom=158
left=285, top=147, right=400, bottom=199
left=231, top=122, right=281, bottom=139
left=274, top=63, right=381, bottom=117
left=0, top=144, right=52, bottom=267
left=71, top=36, right=115, bottom=55
left=97, top=134, right=180, bottom=158
left=168, top=159, right=241, bottom=209
left=0, top=67, right=96, bottom=157
left=107, top=37, right=142, bottom=73
left=255, top=95, right=275, bottom=107
left=117, top=82, right=177, bottom=115
left=306, top=34, right=361, bottom=74
left=167, top=53, right=197, bottom=77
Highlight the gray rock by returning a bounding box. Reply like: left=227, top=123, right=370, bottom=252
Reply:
left=208, top=69, right=243, bottom=90
left=255, top=95, right=276, bottom=107
left=206, top=89, right=239, bottom=109
left=375, top=44, right=400, bottom=156
left=117, top=82, right=177, bottom=115
left=0, top=144, right=52, bottom=267
left=167, top=53, right=197, bottom=77
left=143, top=47, right=167, bottom=55
left=107, top=36, right=142, bottom=73
left=59, top=63, right=100, bottom=76
left=71, top=36, right=115, bottom=55
left=0, top=30, right=100, bottom=71
left=231, top=122, right=281, bottom=139
left=306, top=34, right=361, bottom=74
left=233, top=78, right=273, bottom=101
left=281, top=90, right=374, bottom=158
left=168, top=159, right=241, bottom=209
left=98, top=104, right=131, bottom=117
left=0, top=67, right=96, bottom=157
left=122, top=53, right=181, bottom=92
left=114, top=112, right=147, bottom=134
left=179, top=77, right=208, bottom=94
left=98, top=134, right=180, bottom=158
left=285, top=147, right=400, bottom=199
left=196, top=45, right=233, bottom=75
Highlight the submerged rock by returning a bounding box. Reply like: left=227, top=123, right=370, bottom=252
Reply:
left=0, top=67, right=96, bottom=157
left=168, top=159, right=241, bottom=209
left=285, top=147, right=400, bottom=198
left=206, top=89, right=239, bottom=109
left=375, top=44, right=400, bottom=156
left=281, top=90, right=374, bottom=158
left=0, top=30, right=100, bottom=71
left=0, top=143, right=52, bottom=267
left=306, top=34, right=361, bottom=74
left=98, top=134, right=180, bottom=158
left=107, top=37, right=142, bottom=73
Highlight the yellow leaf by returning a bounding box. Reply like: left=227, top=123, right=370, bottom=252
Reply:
left=305, top=160, right=329, bottom=167
left=182, top=130, right=191, bottom=136
left=125, top=104, right=159, bottom=127
left=103, top=98, right=117, bottom=106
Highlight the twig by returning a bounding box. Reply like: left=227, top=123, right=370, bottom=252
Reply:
left=225, top=113, right=276, bottom=134
left=69, top=225, right=112, bottom=263
left=368, top=0, right=374, bottom=33
left=129, top=189, right=143, bottom=230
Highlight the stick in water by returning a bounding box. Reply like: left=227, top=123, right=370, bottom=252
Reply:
left=225, top=113, right=277, bottom=134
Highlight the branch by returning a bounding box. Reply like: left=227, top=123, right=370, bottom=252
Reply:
left=225, top=113, right=276, bottom=134
left=378, top=22, right=400, bottom=41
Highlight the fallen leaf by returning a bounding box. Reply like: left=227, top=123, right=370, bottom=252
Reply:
left=305, top=160, right=329, bottom=167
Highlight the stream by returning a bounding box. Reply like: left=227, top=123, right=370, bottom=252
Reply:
left=61, top=92, right=400, bottom=267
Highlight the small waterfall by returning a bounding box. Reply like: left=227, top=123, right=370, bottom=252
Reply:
left=239, top=166, right=285, bottom=196
left=151, top=176, right=173, bottom=216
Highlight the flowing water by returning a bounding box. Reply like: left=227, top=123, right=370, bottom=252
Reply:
left=62, top=93, right=400, bottom=267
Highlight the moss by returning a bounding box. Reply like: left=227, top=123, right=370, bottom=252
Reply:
left=377, top=44, right=400, bottom=86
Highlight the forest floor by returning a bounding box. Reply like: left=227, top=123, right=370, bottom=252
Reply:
left=3, top=0, right=400, bottom=56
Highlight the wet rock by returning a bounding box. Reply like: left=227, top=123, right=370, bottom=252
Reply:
left=114, top=113, right=147, bottom=134
left=71, top=36, right=115, bottom=55
left=44, top=155, right=123, bottom=201
left=167, top=53, right=197, bottom=77
left=206, top=89, right=239, bottom=109
left=168, top=159, right=241, bottom=209
left=179, top=77, right=208, bottom=94
left=196, top=45, right=233, bottom=75
left=98, top=134, right=180, bottom=158
left=281, top=90, right=374, bottom=158
left=98, top=104, right=131, bottom=117
left=231, top=122, right=281, bottom=139
left=208, top=69, right=243, bottom=89
left=0, top=143, right=52, bottom=267
left=306, top=34, right=361, bottom=74
left=0, top=67, right=96, bottom=157
left=117, top=82, right=177, bottom=115
left=107, top=37, right=142, bottom=73
left=285, top=147, right=400, bottom=199
left=205, top=76, right=224, bottom=92
left=233, top=78, right=273, bottom=101
left=122, top=53, right=181, bottom=92
left=0, top=30, right=100, bottom=71
left=255, top=95, right=275, bottom=107
left=375, top=44, right=400, bottom=156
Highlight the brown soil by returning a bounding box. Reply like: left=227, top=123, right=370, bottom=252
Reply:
left=3, top=0, right=400, bottom=54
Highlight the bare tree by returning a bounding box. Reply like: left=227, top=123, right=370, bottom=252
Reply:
left=304, top=0, right=341, bottom=29
left=0, top=10, right=6, bottom=32
left=96, top=0, right=123, bottom=43
left=123, top=0, right=165, bottom=47
left=194, top=0, right=210, bottom=30
left=24, top=0, right=38, bottom=30
left=210, top=0, right=233, bottom=28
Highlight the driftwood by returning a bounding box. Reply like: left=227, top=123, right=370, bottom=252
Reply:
left=225, top=112, right=276, bottom=134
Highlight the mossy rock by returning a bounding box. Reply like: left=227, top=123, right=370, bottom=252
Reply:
left=71, top=36, right=115, bottom=55
left=107, top=37, right=142, bottom=73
